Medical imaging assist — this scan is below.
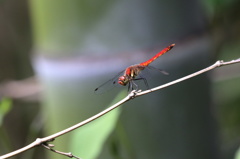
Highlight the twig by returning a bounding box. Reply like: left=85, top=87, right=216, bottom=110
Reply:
left=136, top=59, right=240, bottom=96
left=0, top=93, right=134, bottom=159
left=0, top=58, right=239, bottom=159
left=41, top=143, right=81, bottom=159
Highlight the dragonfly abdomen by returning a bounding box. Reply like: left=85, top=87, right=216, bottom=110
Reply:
left=140, top=44, right=175, bottom=67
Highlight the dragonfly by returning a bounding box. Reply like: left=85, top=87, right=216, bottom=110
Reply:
left=94, top=44, right=175, bottom=93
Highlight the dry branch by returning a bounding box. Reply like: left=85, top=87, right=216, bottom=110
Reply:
left=0, top=59, right=239, bottom=159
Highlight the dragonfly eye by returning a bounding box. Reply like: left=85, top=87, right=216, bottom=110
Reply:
left=118, top=76, right=128, bottom=86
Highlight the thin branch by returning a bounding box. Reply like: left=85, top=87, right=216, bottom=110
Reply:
left=137, top=59, right=240, bottom=96
left=0, top=58, right=239, bottom=159
left=0, top=94, right=133, bottom=159
left=41, top=143, right=81, bottom=159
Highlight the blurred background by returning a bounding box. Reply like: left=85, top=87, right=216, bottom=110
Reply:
left=0, top=0, right=240, bottom=159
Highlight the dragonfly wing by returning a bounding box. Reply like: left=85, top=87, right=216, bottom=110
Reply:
left=147, top=65, right=169, bottom=75
left=94, top=70, right=124, bottom=94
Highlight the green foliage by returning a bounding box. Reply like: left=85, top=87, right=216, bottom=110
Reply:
left=203, top=0, right=237, bottom=13
left=0, top=98, right=12, bottom=126
left=70, top=92, right=125, bottom=159
left=235, top=148, right=240, bottom=159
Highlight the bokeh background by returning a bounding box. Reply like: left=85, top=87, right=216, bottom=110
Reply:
left=0, top=0, right=240, bottom=159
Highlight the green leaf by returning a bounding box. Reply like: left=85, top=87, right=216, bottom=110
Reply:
left=0, top=98, right=12, bottom=126
left=235, top=147, right=240, bottom=159
left=70, top=91, right=125, bottom=159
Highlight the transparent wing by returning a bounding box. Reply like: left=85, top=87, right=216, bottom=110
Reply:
left=94, top=70, right=125, bottom=94
left=147, top=65, right=169, bottom=75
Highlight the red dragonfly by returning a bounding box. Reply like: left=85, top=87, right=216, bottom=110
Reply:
left=94, top=44, right=175, bottom=93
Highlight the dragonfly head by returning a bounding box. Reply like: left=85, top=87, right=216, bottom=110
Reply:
left=118, top=75, right=129, bottom=86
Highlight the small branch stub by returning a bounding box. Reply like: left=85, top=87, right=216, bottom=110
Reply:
left=41, top=143, right=81, bottom=159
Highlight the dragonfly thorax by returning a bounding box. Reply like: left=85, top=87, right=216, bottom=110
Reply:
left=118, top=65, right=145, bottom=86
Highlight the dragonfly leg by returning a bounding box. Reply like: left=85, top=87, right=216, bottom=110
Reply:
left=131, top=80, right=139, bottom=90
left=127, top=80, right=139, bottom=93
left=134, top=77, right=149, bottom=89
left=128, top=81, right=133, bottom=92
left=128, top=82, right=130, bottom=92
